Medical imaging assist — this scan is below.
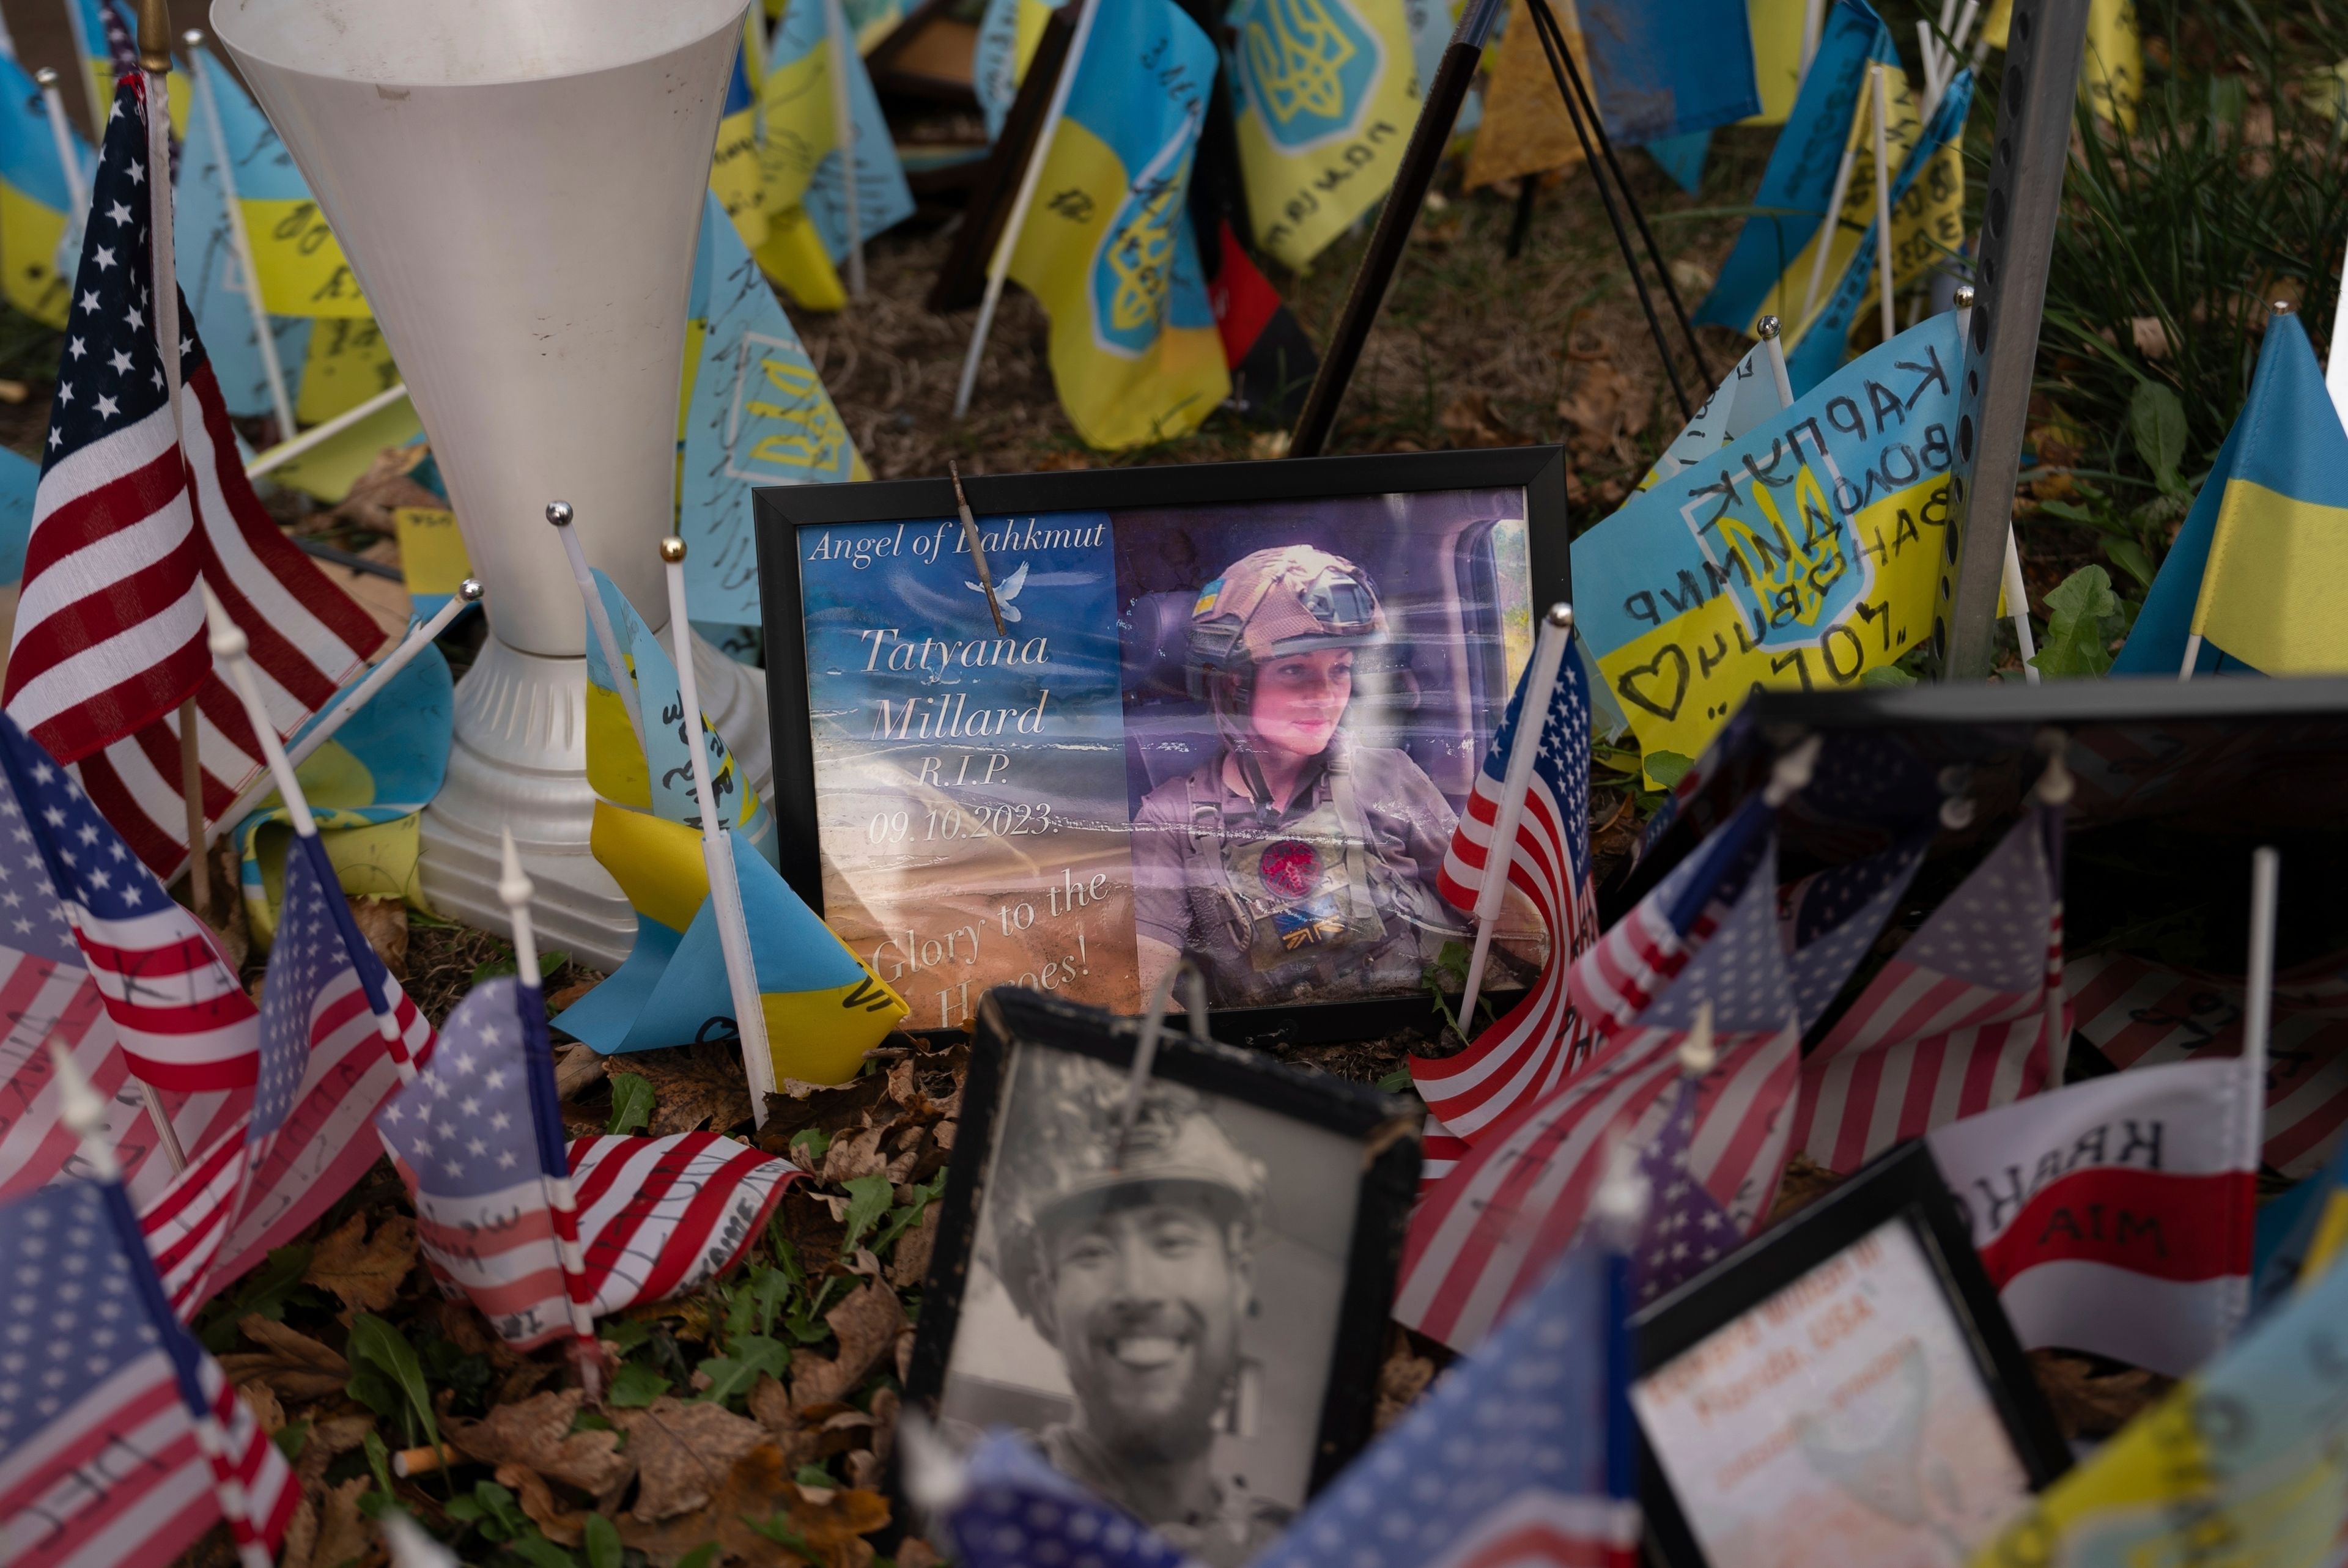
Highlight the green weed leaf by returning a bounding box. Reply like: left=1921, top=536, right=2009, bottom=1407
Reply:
left=1642, top=750, right=1694, bottom=789
left=606, top=1074, right=655, bottom=1136
left=840, top=1174, right=895, bottom=1257
left=2130, top=381, right=2188, bottom=493
left=608, top=1361, right=670, bottom=1408
left=584, top=1513, right=623, bottom=1568
left=2031, top=565, right=2123, bottom=679
left=348, top=1314, right=440, bottom=1456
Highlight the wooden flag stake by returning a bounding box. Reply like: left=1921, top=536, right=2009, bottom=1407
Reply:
left=499, top=826, right=606, bottom=1401
left=660, top=537, right=777, bottom=1124
left=51, top=1039, right=275, bottom=1568
left=1458, top=603, right=1574, bottom=1029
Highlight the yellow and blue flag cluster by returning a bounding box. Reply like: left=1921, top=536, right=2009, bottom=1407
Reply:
left=1574, top=309, right=1965, bottom=767
left=761, top=0, right=916, bottom=270
left=0, top=51, right=92, bottom=328
left=973, top=0, right=1056, bottom=141
left=1225, top=0, right=1422, bottom=270
left=2114, top=314, right=2348, bottom=678
left=557, top=571, right=904, bottom=1081
left=1005, top=0, right=1229, bottom=451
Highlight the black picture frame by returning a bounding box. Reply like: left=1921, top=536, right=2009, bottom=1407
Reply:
left=754, top=447, right=1571, bottom=1048
left=1631, top=1140, right=2071, bottom=1568
left=903, top=984, right=1422, bottom=1503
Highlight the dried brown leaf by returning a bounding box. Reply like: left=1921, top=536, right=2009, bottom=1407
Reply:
left=866, top=1388, right=899, bottom=1464
left=887, top=1203, right=939, bottom=1289
left=499, top=1463, right=589, bottom=1547
left=821, top=1123, right=892, bottom=1184
left=346, top=898, right=409, bottom=981
left=221, top=1316, right=349, bottom=1403
left=305, top=1213, right=418, bottom=1314
left=789, top=1281, right=907, bottom=1411
left=625, top=1043, right=755, bottom=1135
left=237, top=1380, right=286, bottom=1437
left=616, top=1446, right=890, bottom=1568
left=761, top=1073, right=892, bottom=1154
left=1767, top=1155, right=1847, bottom=1225
left=775, top=1188, right=847, bottom=1278
left=1374, top=1338, right=1436, bottom=1434
left=895, top=1539, right=945, bottom=1568
left=895, top=1326, right=915, bottom=1388
left=279, top=1496, right=319, bottom=1568
left=613, top=1398, right=769, bottom=1522
left=2029, top=1349, right=2170, bottom=1440
left=295, top=1415, right=377, bottom=1492
left=444, top=1389, right=631, bottom=1496
left=312, top=1476, right=376, bottom=1568
left=1438, top=392, right=1524, bottom=450
left=553, top=1042, right=607, bottom=1099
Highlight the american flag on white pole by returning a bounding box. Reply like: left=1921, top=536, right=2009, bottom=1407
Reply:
left=1409, top=626, right=1600, bottom=1143
left=1792, top=794, right=2069, bottom=1173
left=563, top=1132, right=799, bottom=1317
left=1397, top=795, right=1801, bottom=1351
left=1, top=74, right=383, bottom=878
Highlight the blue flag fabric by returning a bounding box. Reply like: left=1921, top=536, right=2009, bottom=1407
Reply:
left=1579, top=0, right=1759, bottom=144
left=1645, top=128, right=1712, bottom=194
left=939, top=1432, right=1191, bottom=1568
left=1697, top=0, right=1894, bottom=331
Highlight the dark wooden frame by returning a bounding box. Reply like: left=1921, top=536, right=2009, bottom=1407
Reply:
left=1630, top=1140, right=2072, bottom=1568
left=903, top=985, right=1422, bottom=1498
left=754, top=446, right=1571, bottom=1048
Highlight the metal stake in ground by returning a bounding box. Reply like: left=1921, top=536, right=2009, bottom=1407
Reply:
left=1287, top=0, right=1506, bottom=458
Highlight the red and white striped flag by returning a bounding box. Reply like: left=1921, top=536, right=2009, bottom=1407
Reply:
left=1927, top=1053, right=2259, bottom=1375
left=1792, top=799, right=2069, bottom=1173
left=2066, top=947, right=2348, bottom=1178
left=1, top=74, right=382, bottom=877
left=1411, top=634, right=1600, bottom=1143
left=1397, top=799, right=1799, bottom=1350
left=566, top=1132, right=799, bottom=1315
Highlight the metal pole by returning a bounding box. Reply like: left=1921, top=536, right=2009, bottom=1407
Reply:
left=1938, top=0, right=2090, bottom=680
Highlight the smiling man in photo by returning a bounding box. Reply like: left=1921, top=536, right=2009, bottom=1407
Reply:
left=992, top=1060, right=1290, bottom=1566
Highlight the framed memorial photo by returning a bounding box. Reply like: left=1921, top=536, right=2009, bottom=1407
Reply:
left=1631, top=1141, right=2070, bottom=1568
left=902, top=986, right=1419, bottom=1562
left=756, top=448, right=1569, bottom=1045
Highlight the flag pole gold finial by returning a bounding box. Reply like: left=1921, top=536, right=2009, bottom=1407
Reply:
left=138, top=0, right=173, bottom=73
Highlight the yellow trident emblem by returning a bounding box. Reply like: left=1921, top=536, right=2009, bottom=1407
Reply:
left=1718, top=464, right=1844, bottom=630
left=1105, top=180, right=1181, bottom=335
left=1241, top=0, right=1357, bottom=125
left=740, top=348, right=848, bottom=475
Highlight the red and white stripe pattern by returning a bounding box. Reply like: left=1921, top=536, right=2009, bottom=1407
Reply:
left=196, top=1353, right=298, bottom=1564
left=2066, top=948, right=2348, bottom=1177
left=1927, top=1054, right=2258, bottom=1375
left=1419, top=1113, right=1469, bottom=1194
left=1792, top=801, right=2068, bottom=1173
left=1398, top=820, right=1799, bottom=1351
left=137, top=1130, right=246, bottom=1316
left=567, top=1132, right=797, bottom=1315
left=1411, top=633, right=1601, bottom=1143
left=75, top=356, right=384, bottom=878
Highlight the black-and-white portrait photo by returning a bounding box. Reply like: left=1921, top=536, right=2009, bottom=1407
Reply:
left=934, top=1043, right=1364, bottom=1568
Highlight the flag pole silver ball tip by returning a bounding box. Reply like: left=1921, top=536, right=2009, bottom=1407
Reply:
left=544, top=500, right=574, bottom=528
left=2272, top=299, right=2297, bottom=316
left=457, top=579, right=485, bottom=604
left=1755, top=315, right=1781, bottom=340
left=181, top=27, right=202, bottom=47
left=1954, top=284, right=1976, bottom=307
left=659, top=537, right=687, bottom=564
left=1545, top=603, right=1574, bottom=630
left=32, top=67, right=55, bottom=86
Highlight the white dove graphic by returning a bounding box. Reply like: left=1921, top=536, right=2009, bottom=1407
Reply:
left=965, top=561, right=1029, bottom=624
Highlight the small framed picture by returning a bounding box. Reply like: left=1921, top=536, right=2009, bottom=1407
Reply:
left=1631, top=1141, right=2070, bottom=1568
left=903, top=985, right=1420, bottom=1562
left=756, top=448, right=1568, bottom=1045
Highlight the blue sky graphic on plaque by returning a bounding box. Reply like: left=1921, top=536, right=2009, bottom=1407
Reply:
left=799, top=510, right=1138, bottom=1028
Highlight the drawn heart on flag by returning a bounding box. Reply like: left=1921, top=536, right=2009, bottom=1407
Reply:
left=1615, top=646, right=1690, bottom=721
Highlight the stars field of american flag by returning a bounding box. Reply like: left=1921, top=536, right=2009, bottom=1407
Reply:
left=2, top=73, right=383, bottom=880
left=1776, top=830, right=1929, bottom=1032
left=1411, top=633, right=1601, bottom=1144
left=933, top=1430, right=1192, bottom=1568
left=1255, top=1245, right=1634, bottom=1568
left=1792, top=797, right=2069, bottom=1174
left=1399, top=798, right=1800, bottom=1351
left=1625, top=1070, right=1738, bottom=1308
left=0, top=1180, right=293, bottom=1568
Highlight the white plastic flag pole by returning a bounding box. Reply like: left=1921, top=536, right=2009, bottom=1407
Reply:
left=1869, top=64, right=1897, bottom=347
left=51, top=1040, right=274, bottom=1568
left=1458, top=603, right=1574, bottom=1031
left=2179, top=631, right=2204, bottom=680
left=241, top=382, right=411, bottom=479
left=1916, top=23, right=1941, bottom=117
left=32, top=69, right=86, bottom=220
left=547, top=501, right=648, bottom=752
left=185, top=34, right=296, bottom=438
left=821, top=0, right=865, bottom=298
left=2003, top=528, right=2039, bottom=683
left=660, top=538, right=777, bottom=1124
left=1798, top=93, right=1864, bottom=331
left=953, top=0, right=1098, bottom=418
left=2326, top=242, right=2348, bottom=433
left=201, top=580, right=485, bottom=863
left=2244, top=846, right=2277, bottom=1125
left=201, top=584, right=418, bottom=1080
left=1755, top=314, right=1795, bottom=410
left=498, top=826, right=605, bottom=1401
left=1798, top=0, right=1826, bottom=81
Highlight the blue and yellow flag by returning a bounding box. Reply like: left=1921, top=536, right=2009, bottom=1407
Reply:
left=1579, top=0, right=1760, bottom=144
left=712, top=18, right=770, bottom=251
left=233, top=642, right=454, bottom=945
left=1697, top=0, right=1897, bottom=334
left=1970, top=1224, right=2348, bottom=1568
left=973, top=0, right=1057, bottom=141
left=1225, top=0, right=1422, bottom=270
left=680, top=190, right=865, bottom=630
left=198, top=53, right=367, bottom=318
left=1005, top=0, right=1228, bottom=451
left=0, top=52, right=88, bottom=328
left=2114, top=315, right=2348, bottom=677
left=1979, top=0, right=2139, bottom=128
left=761, top=0, right=915, bottom=264
left=843, top=0, right=907, bottom=54
left=1573, top=310, right=1963, bottom=768
left=1741, top=0, right=1809, bottom=125
left=1782, top=68, right=1970, bottom=394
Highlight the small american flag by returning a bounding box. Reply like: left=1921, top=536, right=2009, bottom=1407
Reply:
left=0, top=1179, right=295, bottom=1567
left=1626, top=1072, right=1738, bottom=1306
left=1411, top=637, right=1600, bottom=1142
left=935, top=1430, right=1192, bottom=1568
left=3, top=75, right=382, bottom=876
left=1397, top=798, right=1799, bottom=1351
left=1778, top=830, right=1929, bottom=1030
left=563, top=1131, right=797, bottom=1318
left=1792, top=800, right=2068, bottom=1173
left=1257, top=1245, right=1634, bottom=1568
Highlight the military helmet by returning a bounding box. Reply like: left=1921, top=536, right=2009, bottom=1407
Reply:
left=1187, top=546, right=1385, bottom=696
left=989, top=1050, right=1266, bottom=1325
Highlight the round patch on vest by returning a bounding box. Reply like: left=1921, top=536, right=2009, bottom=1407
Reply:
left=1259, top=839, right=1321, bottom=899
